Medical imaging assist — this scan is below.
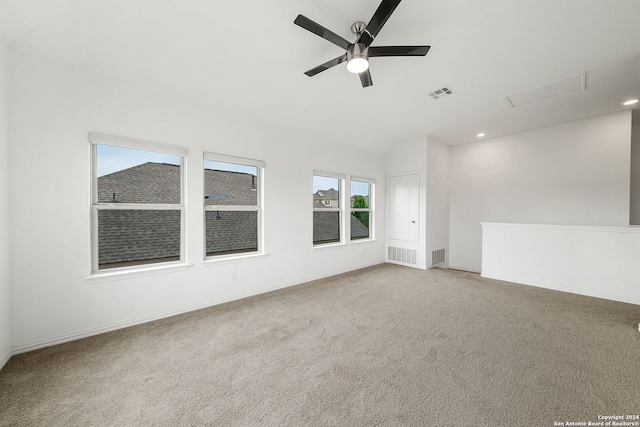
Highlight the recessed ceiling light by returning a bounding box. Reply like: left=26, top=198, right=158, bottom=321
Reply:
left=623, top=99, right=638, bottom=106
left=477, top=133, right=486, bottom=138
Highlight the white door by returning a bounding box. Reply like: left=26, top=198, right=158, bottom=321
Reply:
left=387, top=172, right=418, bottom=242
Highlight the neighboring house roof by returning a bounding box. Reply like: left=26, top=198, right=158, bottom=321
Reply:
left=97, top=162, right=258, bottom=266
left=98, top=162, right=181, bottom=204
left=312, top=188, right=370, bottom=241
left=313, top=211, right=340, bottom=244
left=98, top=162, right=258, bottom=205
left=97, top=163, right=369, bottom=267
left=349, top=215, right=370, bottom=240
left=98, top=209, right=181, bottom=265
left=204, top=168, right=257, bottom=206
left=313, top=188, right=339, bottom=201
left=312, top=212, right=370, bottom=244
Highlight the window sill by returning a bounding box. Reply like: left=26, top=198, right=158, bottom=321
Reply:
left=202, top=252, right=269, bottom=267
left=350, top=238, right=376, bottom=244
left=313, top=242, right=345, bottom=250
left=85, top=262, right=192, bottom=284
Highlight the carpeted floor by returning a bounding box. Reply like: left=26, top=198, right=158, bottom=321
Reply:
left=1, top=264, right=639, bottom=426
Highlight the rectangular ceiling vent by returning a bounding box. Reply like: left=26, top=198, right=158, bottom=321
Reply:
left=505, top=72, right=586, bottom=109
left=428, top=86, right=454, bottom=100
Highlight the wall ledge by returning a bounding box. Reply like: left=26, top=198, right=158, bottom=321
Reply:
left=481, top=222, right=640, bottom=234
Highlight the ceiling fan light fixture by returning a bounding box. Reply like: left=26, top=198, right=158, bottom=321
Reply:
left=346, top=43, right=369, bottom=74
left=347, top=57, right=369, bottom=74
left=293, top=1, right=431, bottom=88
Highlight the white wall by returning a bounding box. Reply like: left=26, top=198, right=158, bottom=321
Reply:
left=386, top=136, right=428, bottom=269
left=0, top=42, right=10, bottom=368
left=630, top=124, right=640, bottom=225
left=426, top=136, right=450, bottom=268
left=482, top=223, right=640, bottom=305
left=450, top=112, right=632, bottom=272
left=8, top=50, right=386, bottom=352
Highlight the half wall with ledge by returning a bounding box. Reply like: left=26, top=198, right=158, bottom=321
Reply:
left=481, top=222, right=640, bottom=305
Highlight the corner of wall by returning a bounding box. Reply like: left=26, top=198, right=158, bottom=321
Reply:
left=426, top=136, right=451, bottom=269
left=0, top=40, right=12, bottom=370
left=630, top=123, right=640, bottom=225
left=449, top=112, right=633, bottom=273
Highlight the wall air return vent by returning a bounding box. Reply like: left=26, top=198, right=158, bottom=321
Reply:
left=428, top=86, right=454, bottom=100
left=388, top=246, right=417, bottom=265
left=505, top=72, right=585, bottom=109
left=431, top=248, right=445, bottom=266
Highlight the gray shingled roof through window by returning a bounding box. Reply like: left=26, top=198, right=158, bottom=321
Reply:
left=97, top=162, right=369, bottom=268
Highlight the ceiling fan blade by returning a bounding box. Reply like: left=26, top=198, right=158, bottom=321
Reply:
left=359, top=69, right=373, bottom=88
left=294, top=15, right=351, bottom=50
left=358, top=0, right=402, bottom=46
left=369, top=45, right=431, bottom=57
left=304, top=54, right=348, bottom=77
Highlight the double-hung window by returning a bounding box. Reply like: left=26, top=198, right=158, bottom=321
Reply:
left=350, top=177, right=374, bottom=241
left=90, top=133, right=187, bottom=272
left=204, top=153, right=264, bottom=258
left=312, top=171, right=345, bottom=246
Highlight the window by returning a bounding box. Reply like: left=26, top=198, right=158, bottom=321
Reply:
left=90, top=133, right=186, bottom=272
left=313, top=171, right=345, bottom=245
left=350, top=178, right=374, bottom=241
left=204, top=153, right=264, bottom=258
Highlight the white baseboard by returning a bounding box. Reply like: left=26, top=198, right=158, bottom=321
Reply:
left=0, top=348, right=11, bottom=371
left=482, top=272, right=640, bottom=306
left=448, top=265, right=481, bottom=274
left=11, top=261, right=384, bottom=356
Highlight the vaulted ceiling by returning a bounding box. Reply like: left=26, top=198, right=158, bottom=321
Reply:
left=1, top=0, right=639, bottom=153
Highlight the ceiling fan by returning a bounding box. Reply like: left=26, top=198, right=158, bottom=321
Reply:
left=294, top=0, right=430, bottom=88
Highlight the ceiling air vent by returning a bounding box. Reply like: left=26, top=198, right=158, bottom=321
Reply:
left=428, top=86, right=454, bottom=100
left=505, top=72, right=586, bottom=109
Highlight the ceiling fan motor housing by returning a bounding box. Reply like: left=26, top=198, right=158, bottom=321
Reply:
left=346, top=43, right=369, bottom=73
left=347, top=43, right=369, bottom=62
left=351, top=21, right=368, bottom=37
left=294, top=0, right=431, bottom=87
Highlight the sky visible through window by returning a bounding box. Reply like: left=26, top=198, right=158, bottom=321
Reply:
left=313, top=176, right=369, bottom=197
left=97, top=145, right=260, bottom=177
left=97, top=145, right=180, bottom=177
left=351, top=180, right=369, bottom=198
left=204, top=160, right=256, bottom=175
left=98, top=145, right=367, bottom=197
left=313, top=176, right=338, bottom=193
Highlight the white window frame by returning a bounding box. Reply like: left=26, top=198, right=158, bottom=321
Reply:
left=203, top=152, right=265, bottom=261
left=349, top=176, right=375, bottom=242
left=313, top=170, right=346, bottom=247
left=89, top=133, right=188, bottom=275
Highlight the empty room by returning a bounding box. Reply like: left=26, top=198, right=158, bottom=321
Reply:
left=1, top=0, right=639, bottom=425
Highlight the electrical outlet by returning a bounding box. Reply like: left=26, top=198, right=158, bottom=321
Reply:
left=230, top=271, right=236, bottom=280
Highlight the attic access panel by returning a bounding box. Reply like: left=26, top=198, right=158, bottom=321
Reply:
left=505, top=73, right=586, bottom=108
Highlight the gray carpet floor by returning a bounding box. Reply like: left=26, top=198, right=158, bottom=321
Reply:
left=1, top=264, right=639, bottom=426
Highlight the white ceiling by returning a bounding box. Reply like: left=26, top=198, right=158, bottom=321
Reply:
left=1, top=0, right=639, bottom=153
